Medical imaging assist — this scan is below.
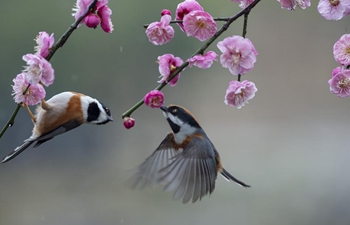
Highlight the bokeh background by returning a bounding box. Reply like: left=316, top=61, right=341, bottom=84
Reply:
left=0, top=0, right=349, bottom=225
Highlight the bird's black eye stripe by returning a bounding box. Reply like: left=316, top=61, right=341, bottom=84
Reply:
left=87, top=102, right=100, bottom=122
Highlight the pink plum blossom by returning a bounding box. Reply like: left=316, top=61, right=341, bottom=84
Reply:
left=12, top=73, right=46, bottom=105
left=332, top=67, right=342, bottom=77
left=34, top=32, right=54, bottom=58
left=224, top=80, right=257, bottom=109
left=333, top=34, right=350, bottom=66
left=317, top=0, right=350, bottom=20
left=123, top=117, right=135, bottom=129
left=328, top=68, right=350, bottom=97
left=188, top=51, right=218, bottom=69
left=22, top=54, right=55, bottom=87
left=231, top=0, right=254, bottom=9
left=98, top=4, right=114, bottom=33
left=144, top=90, right=165, bottom=108
left=72, top=0, right=114, bottom=33
left=277, top=0, right=311, bottom=10
left=217, top=35, right=258, bottom=75
left=146, top=13, right=175, bottom=45
left=176, top=0, right=204, bottom=32
left=158, top=54, right=184, bottom=86
left=183, top=10, right=217, bottom=41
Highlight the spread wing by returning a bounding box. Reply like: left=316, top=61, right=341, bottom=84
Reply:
left=128, top=133, right=218, bottom=203
left=127, top=133, right=179, bottom=189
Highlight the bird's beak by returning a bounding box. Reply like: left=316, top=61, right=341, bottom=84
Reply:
left=107, top=116, right=114, bottom=122
left=160, top=106, right=168, bottom=118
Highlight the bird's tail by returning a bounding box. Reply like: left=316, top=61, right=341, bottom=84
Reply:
left=220, top=168, right=251, bottom=188
left=1, top=140, right=35, bottom=163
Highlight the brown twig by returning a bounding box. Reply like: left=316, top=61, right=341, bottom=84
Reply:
left=122, top=0, right=262, bottom=118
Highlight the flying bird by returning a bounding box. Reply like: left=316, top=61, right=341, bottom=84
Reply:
left=1, top=91, right=113, bottom=163
left=128, top=104, right=250, bottom=203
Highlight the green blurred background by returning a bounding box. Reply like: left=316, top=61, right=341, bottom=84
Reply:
left=0, top=0, right=349, bottom=225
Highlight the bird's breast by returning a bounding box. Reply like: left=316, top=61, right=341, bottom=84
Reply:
left=172, top=133, right=204, bottom=149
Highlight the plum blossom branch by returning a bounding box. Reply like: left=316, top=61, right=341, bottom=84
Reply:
left=46, top=0, right=98, bottom=60
left=122, top=0, right=262, bottom=119
left=0, top=0, right=98, bottom=139
left=238, top=12, right=250, bottom=82
left=143, top=17, right=231, bottom=28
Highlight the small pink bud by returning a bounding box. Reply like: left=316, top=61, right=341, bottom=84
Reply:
left=161, top=9, right=172, bottom=16
left=73, top=0, right=114, bottom=33
left=123, top=117, right=135, bottom=129
left=144, top=90, right=165, bottom=108
left=85, top=14, right=100, bottom=28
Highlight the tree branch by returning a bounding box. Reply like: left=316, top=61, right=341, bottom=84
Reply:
left=122, top=0, right=262, bottom=119
left=0, top=0, right=98, bottom=139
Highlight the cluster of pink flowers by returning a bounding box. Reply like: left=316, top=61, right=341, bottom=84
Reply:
left=233, top=0, right=350, bottom=21
left=274, top=1, right=350, bottom=98
left=12, top=0, right=114, bottom=107
left=328, top=34, right=350, bottom=97
left=72, top=0, right=113, bottom=33
left=145, top=0, right=217, bottom=45
left=216, top=35, right=258, bottom=109
left=12, top=31, right=55, bottom=106
left=139, top=0, right=260, bottom=120
left=265, top=0, right=350, bottom=20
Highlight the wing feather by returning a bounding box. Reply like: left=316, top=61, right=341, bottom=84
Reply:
left=128, top=133, right=218, bottom=203
left=162, top=156, right=187, bottom=192
left=199, top=159, right=208, bottom=200
left=173, top=158, right=191, bottom=200
left=192, top=159, right=202, bottom=202
left=182, top=159, right=196, bottom=203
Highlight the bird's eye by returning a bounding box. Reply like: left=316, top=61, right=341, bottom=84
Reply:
left=172, top=108, right=177, bottom=113
left=104, top=107, right=111, bottom=116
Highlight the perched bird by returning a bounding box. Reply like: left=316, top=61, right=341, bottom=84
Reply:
left=128, top=104, right=250, bottom=203
left=1, top=91, right=113, bottom=163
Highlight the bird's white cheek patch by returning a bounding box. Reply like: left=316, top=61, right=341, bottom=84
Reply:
left=167, top=114, right=183, bottom=126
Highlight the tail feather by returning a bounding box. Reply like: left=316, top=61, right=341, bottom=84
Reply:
left=221, top=168, right=251, bottom=188
left=1, top=140, right=35, bottom=163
